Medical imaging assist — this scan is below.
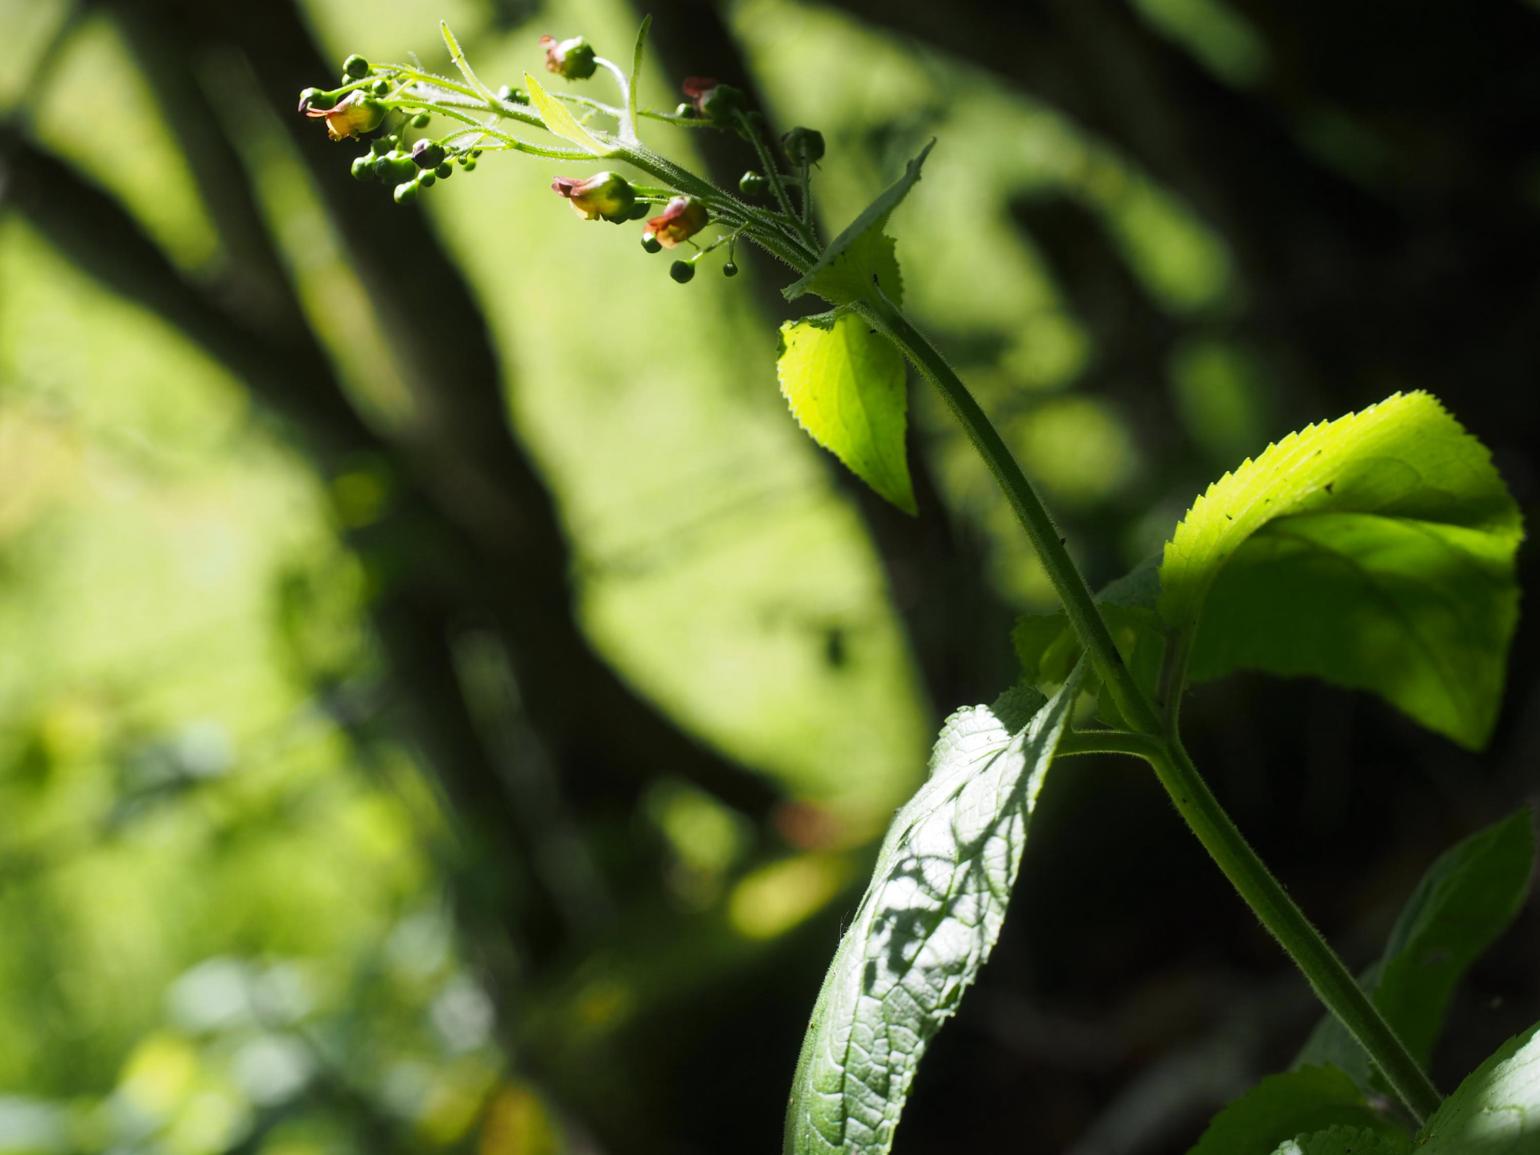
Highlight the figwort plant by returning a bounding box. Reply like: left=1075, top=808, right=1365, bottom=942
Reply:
left=302, top=22, right=1533, bottom=1155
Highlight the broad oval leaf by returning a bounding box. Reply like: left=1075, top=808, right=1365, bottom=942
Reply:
left=1418, top=1021, right=1540, bottom=1152
left=777, top=311, right=915, bottom=514
left=1187, top=1067, right=1400, bottom=1155
left=1271, top=1125, right=1410, bottom=1155
left=1161, top=391, right=1522, bottom=748
left=783, top=672, right=1081, bottom=1155
left=784, top=141, right=932, bottom=306
left=523, top=71, right=616, bottom=155
left=1297, top=808, right=1535, bottom=1090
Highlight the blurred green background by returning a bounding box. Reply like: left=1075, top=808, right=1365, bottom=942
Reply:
left=1, top=0, right=1537, bottom=1152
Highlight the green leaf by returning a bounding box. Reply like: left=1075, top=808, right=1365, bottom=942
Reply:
left=1163, top=391, right=1522, bottom=748
left=1187, top=1067, right=1401, bottom=1155
left=777, top=311, right=915, bottom=513
left=1418, top=1021, right=1540, bottom=1152
left=783, top=671, right=1082, bottom=1155
left=1270, top=1125, right=1410, bottom=1155
left=524, top=71, right=616, bottom=155
left=1297, top=808, right=1535, bottom=1089
left=784, top=141, right=933, bottom=306
left=625, top=15, right=650, bottom=143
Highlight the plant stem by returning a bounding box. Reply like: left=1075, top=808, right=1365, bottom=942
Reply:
left=864, top=292, right=1443, bottom=1126
left=860, top=294, right=1159, bottom=736
left=1148, top=738, right=1443, bottom=1124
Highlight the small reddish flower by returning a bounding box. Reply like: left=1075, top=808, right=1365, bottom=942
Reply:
left=551, top=172, right=636, bottom=223
left=304, top=91, right=386, bottom=141
left=646, top=197, right=709, bottom=248
left=681, top=76, right=744, bottom=121
left=540, top=34, right=597, bottom=81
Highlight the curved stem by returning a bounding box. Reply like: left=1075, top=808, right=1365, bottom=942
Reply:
left=858, top=294, right=1159, bottom=736
left=1147, top=739, right=1443, bottom=1123
left=864, top=292, right=1442, bottom=1126
left=1057, top=728, right=1166, bottom=761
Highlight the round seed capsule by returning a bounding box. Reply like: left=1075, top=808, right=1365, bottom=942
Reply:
left=739, top=170, right=767, bottom=197
left=723, top=261, right=739, bottom=277
left=393, top=181, right=420, bottom=205
left=350, top=155, right=376, bottom=181
left=435, top=162, right=453, bottom=180
left=641, top=232, right=662, bottom=254
left=343, top=54, right=370, bottom=79
left=370, top=79, right=390, bottom=97
left=418, top=170, right=436, bottom=188
left=669, top=260, right=695, bottom=283
left=462, top=159, right=477, bottom=171
left=410, top=112, right=430, bottom=129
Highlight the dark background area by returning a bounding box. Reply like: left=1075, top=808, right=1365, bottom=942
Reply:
left=1, top=0, right=1537, bottom=1152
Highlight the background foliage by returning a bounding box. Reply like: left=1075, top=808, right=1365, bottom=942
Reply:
left=1, top=0, right=1537, bottom=1152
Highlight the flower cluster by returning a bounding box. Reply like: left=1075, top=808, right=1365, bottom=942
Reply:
left=298, top=28, right=829, bottom=285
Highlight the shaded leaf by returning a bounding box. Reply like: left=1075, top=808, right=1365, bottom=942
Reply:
left=777, top=311, right=915, bottom=513
left=1418, top=1021, right=1540, bottom=1152
left=1162, top=391, right=1521, bottom=748
left=783, top=672, right=1081, bottom=1154
left=784, top=142, right=933, bottom=306
left=1270, top=1125, right=1410, bottom=1155
left=1187, top=1067, right=1400, bottom=1155
left=1297, top=808, right=1535, bottom=1089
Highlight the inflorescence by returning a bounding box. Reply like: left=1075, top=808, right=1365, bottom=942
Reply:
left=296, top=23, right=827, bottom=283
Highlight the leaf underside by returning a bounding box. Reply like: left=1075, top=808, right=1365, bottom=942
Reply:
left=777, top=312, right=916, bottom=514
left=1015, top=392, right=1523, bottom=748
left=783, top=672, right=1081, bottom=1155
left=1418, top=1021, right=1540, bottom=1152
left=1297, top=808, right=1535, bottom=1090
left=1162, top=390, right=1522, bottom=747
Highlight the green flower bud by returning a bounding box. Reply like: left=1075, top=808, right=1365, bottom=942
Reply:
left=343, top=54, right=370, bottom=80
left=674, top=102, right=694, bottom=119
left=410, top=112, right=430, bottom=129
left=411, top=140, right=446, bottom=168
left=418, top=169, right=437, bottom=188
left=739, top=170, right=767, bottom=198
left=782, top=126, right=825, bottom=165
left=370, top=78, right=390, bottom=97
left=462, top=158, right=478, bottom=171
left=669, top=260, right=696, bottom=284
left=435, top=162, right=453, bottom=180
left=641, top=232, right=662, bottom=254
left=350, top=154, right=376, bottom=181
left=540, top=34, right=597, bottom=81
left=394, top=181, right=419, bottom=205
left=550, top=171, right=636, bottom=223
left=681, top=77, right=746, bottom=123
left=297, top=87, right=335, bottom=112
left=723, top=261, right=739, bottom=278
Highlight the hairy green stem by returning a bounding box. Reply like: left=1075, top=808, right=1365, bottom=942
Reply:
left=861, top=291, right=1442, bottom=1126
left=1148, top=739, right=1443, bottom=1123
left=859, top=294, right=1158, bottom=734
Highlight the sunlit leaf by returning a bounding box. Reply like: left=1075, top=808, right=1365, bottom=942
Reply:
left=1163, top=391, right=1522, bottom=748
left=1418, top=1021, right=1540, bottom=1152
left=524, top=71, right=616, bottom=156
left=777, top=311, right=915, bottom=513
left=1187, top=1067, right=1401, bottom=1155
left=783, top=672, right=1081, bottom=1154
left=1297, top=808, right=1535, bottom=1090
left=784, top=142, right=933, bottom=306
